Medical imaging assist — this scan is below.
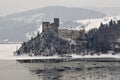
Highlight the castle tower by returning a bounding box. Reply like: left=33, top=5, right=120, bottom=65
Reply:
left=54, top=18, right=59, bottom=27
left=42, top=22, right=50, bottom=32
left=53, top=18, right=59, bottom=32
left=42, top=18, right=60, bottom=33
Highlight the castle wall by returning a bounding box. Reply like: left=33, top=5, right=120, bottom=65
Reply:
left=58, top=29, right=86, bottom=40
left=50, top=23, right=58, bottom=32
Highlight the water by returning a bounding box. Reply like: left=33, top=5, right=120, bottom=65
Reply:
left=0, top=60, right=120, bottom=80
left=0, top=44, right=120, bottom=80
left=0, top=60, right=34, bottom=80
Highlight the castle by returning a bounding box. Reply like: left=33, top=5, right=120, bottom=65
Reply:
left=42, top=18, right=59, bottom=32
left=42, top=18, right=86, bottom=40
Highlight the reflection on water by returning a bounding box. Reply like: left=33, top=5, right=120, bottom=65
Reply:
left=0, top=44, right=120, bottom=80
left=17, top=60, right=120, bottom=80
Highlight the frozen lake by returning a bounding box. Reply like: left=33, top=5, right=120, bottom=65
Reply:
left=0, top=43, right=21, bottom=59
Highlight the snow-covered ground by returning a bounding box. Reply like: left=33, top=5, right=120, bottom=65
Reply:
left=0, top=44, right=120, bottom=60
left=73, top=16, right=120, bottom=32
left=71, top=54, right=120, bottom=59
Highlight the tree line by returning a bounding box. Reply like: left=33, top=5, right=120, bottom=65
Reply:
left=86, top=20, right=120, bottom=53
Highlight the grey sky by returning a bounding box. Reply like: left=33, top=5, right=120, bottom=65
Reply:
left=0, top=0, right=120, bottom=16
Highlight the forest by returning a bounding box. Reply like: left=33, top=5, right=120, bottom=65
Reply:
left=87, top=20, right=120, bottom=53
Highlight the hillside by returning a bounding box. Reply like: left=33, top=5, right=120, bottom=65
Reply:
left=15, top=30, right=85, bottom=56
left=0, top=6, right=106, bottom=42
left=15, top=19, right=120, bottom=56
left=87, top=7, right=120, bottom=16
left=68, top=16, right=120, bottom=32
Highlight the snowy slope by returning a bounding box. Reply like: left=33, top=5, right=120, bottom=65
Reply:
left=72, top=16, right=120, bottom=32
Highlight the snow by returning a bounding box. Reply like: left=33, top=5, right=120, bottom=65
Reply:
left=74, top=16, right=120, bottom=32
left=24, top=15, right=120, bottom=40
left=3, top=39, right=8, bottom=42
left=32, top=14, right=44, bottom=18
left=26, top=15, right=119, bottom=40
left=26, top=32, right=32, bottom=40
left=12, top=13, right=45, bottom=23
left=0, top=44, right=120, bottom=60
left=36, top=24, right=42, bottom=33
left=71, top=54, right=120, bottom=59
left=26, top=25, right=42, bottom=39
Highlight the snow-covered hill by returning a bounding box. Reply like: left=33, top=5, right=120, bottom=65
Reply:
left=67, top=16, right=120, bottom=32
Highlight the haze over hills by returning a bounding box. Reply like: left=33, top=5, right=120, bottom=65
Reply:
left=0, top=6, right=107, bottom=42
left=6, top=6, right=106, bottom=22
left=87, top=7, right=120, bottom=16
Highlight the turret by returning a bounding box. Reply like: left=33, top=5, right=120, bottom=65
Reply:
left=42, top=22, right=50, bottom=32
left=54, top=18, right=59, bottom=27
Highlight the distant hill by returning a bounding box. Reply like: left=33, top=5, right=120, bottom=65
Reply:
left=87, top=7, right=120, bottom=16
left=0, top=6, right=106, bottom=42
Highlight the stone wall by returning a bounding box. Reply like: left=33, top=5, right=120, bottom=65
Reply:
left=58, top=29, right=85, bottom=40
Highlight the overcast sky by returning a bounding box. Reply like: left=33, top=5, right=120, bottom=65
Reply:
left=0, top=0, right=120, bottom=16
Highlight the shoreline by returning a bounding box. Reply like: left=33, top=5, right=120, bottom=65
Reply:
left=17, top=57, right=120, bottom=63
left=1, top=54, right=120, bottom=61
